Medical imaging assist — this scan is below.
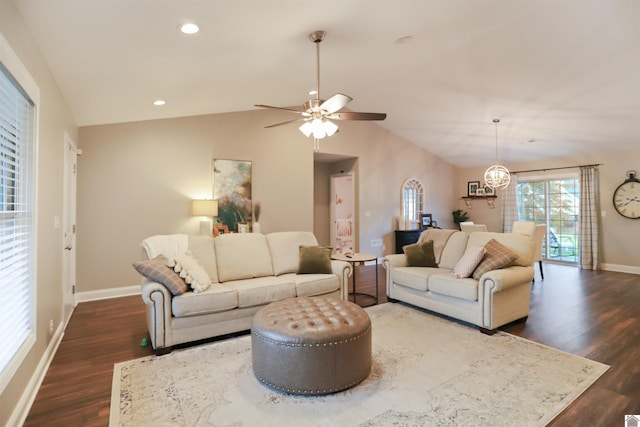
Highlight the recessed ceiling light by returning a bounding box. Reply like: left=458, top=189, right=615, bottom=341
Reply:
left=153, top=100, right=166, bottom=106
left=179, top=23, right=200, bottom=34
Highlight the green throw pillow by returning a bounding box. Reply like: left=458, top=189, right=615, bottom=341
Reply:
left=298, top=245, right=332, bottom=274
left=403, top=240, right=438, bottom=267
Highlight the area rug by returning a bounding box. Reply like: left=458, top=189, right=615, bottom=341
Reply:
left=110, top=303, right=608, bottom=426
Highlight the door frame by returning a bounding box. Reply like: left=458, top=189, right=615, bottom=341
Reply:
left=62, top=132, right=78, bottom=323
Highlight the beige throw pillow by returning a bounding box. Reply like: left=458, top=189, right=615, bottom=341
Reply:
left=168, top=252, right=212, bottom=293
left=452, top=245, right=486, bottom=278
left=472, top=239, right=518, bottom=280
left=132, top=256, right=188, bottom=295
left=298, top=245, right=332, bottom=274
left=403, top=240, right=438, bottom=267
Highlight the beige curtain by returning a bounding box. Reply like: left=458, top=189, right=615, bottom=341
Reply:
left=579, top=166, right=600, bottom=270
left=501, top=176, right=519, bottom=232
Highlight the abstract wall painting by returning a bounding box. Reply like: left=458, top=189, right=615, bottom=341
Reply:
left=212, top=159, right=252, bottom=232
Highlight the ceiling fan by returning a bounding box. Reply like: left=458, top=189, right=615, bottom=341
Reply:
left=255, top=31, right=387, bottom=150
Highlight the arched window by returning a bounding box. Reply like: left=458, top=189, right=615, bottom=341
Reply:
left=402, top=178, right=424, bottom=221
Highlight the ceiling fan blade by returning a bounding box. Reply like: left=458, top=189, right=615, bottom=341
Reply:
left=328, top=111, right=387, bottom=121
left=255, top=104, right=305, bottom=114
left=264, top=118, right=306, bottom=128
left=320, top=93, right=352, bottom=114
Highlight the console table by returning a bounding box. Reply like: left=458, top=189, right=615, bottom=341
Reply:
left=394, top=230, right=422, bottom=254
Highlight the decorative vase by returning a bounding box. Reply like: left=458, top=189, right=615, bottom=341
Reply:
left=253, top=222, right=261, bottom=234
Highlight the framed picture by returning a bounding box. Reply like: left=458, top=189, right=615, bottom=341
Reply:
left=468, top=181, right=480, bottom=196
left=237, top=222, right=249, bottom=233
left=213, top=159, right=252, bottom=233
left=476, top=187, right=485, bottom=196
left=213, top=225, right=229, bottom=237
left=420, top=213, right=433, bottom=228
left=484, top=185, right=496, bottom=196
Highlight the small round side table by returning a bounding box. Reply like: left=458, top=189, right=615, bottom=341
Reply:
left=331, top=252, right=379, bottom=307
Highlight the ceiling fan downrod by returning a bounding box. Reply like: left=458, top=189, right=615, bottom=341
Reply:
left=309, top=31, right=326, bottom=101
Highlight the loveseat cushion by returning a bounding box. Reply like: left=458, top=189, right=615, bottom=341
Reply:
left=223, top=276, right=296, bottom=308
left=438, top=232, right=470, bottom=269
left=266, top=231, right=320, bottom=275
left=171, top=285, right=238, bottom=317
left=428, top=274, right=479, bottom=301
left=214, top=233, right=274, bottom=282
left=187, top=235, right=219, bottom=283
left=390, top=267, right=439, bottom=292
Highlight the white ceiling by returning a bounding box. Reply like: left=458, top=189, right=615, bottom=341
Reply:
left=14, top=0, right=640, bottom=167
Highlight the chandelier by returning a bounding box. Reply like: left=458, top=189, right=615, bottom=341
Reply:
left=484, top=118, right=511, bottom=190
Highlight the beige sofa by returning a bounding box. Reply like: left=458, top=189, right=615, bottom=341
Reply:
left=383, top=230, right=534, bottom=334
left=137, top=231, right=351, bottom=353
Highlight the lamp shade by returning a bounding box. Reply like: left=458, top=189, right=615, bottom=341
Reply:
left=192, top=199, right=218, bottom=216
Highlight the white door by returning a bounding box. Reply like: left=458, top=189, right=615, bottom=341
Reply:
left=330, top=173, right=355, bottom=254
left=62, top=133, right=78, bottom=323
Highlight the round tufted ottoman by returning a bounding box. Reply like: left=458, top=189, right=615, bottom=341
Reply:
left=251, top=296, right=372, bottom=395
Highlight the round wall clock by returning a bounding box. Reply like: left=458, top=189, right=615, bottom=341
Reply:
left=613, top=170, right=640, bottom=219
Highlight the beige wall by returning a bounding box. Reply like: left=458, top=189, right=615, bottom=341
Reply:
left=454, top=147, right=640, bottom=270
left=77, top=110, right=459, bottom=293
left=0, top=0, right=78, bottom=424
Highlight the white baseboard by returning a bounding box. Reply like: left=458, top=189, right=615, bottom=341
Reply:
left=601, top=263, right=640, bottom=275
left=7, top=323, right=65, bottom=427
left=75, top=285, right=141, bottom=303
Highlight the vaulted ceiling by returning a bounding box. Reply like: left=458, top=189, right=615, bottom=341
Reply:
left=14, top=0, right=640, bottom=167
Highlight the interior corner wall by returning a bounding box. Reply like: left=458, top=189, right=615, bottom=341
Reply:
left=0, top=0, right=78, bottom=424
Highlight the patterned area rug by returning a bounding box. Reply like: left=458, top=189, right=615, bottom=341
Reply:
left=110, top=303, right=608, bottom=426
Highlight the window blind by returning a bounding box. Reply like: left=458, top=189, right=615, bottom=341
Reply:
left=0, top=62, right=35, bottom=391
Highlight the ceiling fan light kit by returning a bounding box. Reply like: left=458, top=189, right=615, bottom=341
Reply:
left=256, top=31, right=386, bottom=151
left=484, top=118, right=511, bottom=190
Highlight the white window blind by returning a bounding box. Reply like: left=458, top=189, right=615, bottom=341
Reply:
left=0, top=62, right=36, bottom=392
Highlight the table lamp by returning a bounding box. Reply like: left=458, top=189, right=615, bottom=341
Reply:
left=192, top=199, right=218, bottom=235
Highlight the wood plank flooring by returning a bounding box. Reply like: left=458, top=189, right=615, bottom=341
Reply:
left=24, top=263, right=640, bottom=426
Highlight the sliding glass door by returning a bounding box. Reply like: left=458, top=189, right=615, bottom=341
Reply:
left=517, top=177, right=579, bottom=264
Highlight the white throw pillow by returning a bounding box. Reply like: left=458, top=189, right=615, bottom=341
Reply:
left=452, top=245, right=486, bottom=278
left=167, top=252, right=212, bottom=293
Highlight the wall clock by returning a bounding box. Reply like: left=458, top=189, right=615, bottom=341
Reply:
left=613, top=170, right=640, bottom=219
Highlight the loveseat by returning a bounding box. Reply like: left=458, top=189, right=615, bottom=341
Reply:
left=134, top=231, right=351, bottom=353
left=383, top=229, right=534, bottom=334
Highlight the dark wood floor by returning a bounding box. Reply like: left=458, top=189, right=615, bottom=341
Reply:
left=24, top=263, right=640, bottom=426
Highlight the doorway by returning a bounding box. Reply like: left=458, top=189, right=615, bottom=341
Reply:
left=330, top=173, right=355, bottom=254
left=62, top=133, right=78, bottom=323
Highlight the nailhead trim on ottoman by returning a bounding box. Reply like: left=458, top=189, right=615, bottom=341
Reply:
left=251, top=296, right=372, bottom=395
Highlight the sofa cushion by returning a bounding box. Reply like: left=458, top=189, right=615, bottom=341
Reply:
left=298, top=245, right=332, bottom=274
left=279, top=273, right=340, bottom=297
left=438, top=232, right=470, bottom=269
left=171, top=285, right=238, bottom=317
left=266, top=231, right=319, bottom=275
left=403, top=240, right=437, bottom=267
left=428, top=274, right=479, bottom=301
left=472, top=239, right=519, bottom=280
left=133, top=256, right=188, bottom=296
left=390, top=267, right=439, bottom=292
left=214, top=233, right=274, bottom=282
left=452, top=245, right=486, bottom=278
left=224, top=276, right=296, bottom=308
left=187, top=235, right=219, bottom=283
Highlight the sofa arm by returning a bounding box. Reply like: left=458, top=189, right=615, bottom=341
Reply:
left=479, top=265, right=534, bottom=293
left=140, top=279, right=173, bottom=350
left=382, top=254, right=407, bottom=270
left=331, top=260, right=352, bottom=300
